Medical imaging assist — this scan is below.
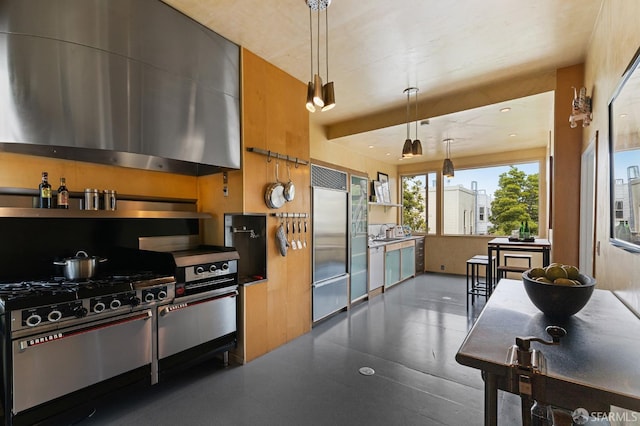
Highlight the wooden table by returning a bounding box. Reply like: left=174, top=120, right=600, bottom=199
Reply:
left=486, top=237, right=551, bottom=287
left=455, top=279, right=640, bottom=425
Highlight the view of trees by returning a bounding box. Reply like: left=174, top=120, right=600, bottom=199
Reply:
left=402, top=176, right=426, bottom=232
left=489, top=166, right=539, bottom=235
left=400, top=165, right=538, bottom=236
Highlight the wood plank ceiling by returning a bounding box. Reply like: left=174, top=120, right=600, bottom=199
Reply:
left=163, top=0, right=603, bottom=164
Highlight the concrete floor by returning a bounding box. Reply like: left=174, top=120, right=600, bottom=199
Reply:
left=76, top=272, right=521, bottom=426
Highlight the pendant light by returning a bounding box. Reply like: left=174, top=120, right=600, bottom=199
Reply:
left=443, top=138, right=455, bottom=177
left=305, top=0, right=335, bottom=112
left=411, top=88, right=422, bottom=156
left=402, top=88, right=415, bottom=158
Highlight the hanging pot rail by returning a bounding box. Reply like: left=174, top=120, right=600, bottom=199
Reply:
left=246, top=147, right=309, bottom=167
left=271, top=212, right=309, bottom=218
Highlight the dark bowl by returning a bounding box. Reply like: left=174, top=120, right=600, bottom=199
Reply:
left=522, top=270, right=596, bottom=319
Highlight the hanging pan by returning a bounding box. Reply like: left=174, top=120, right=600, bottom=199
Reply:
left=264, top=158, right=286, bottom=209
left=283, top=162, right=295, bottom=202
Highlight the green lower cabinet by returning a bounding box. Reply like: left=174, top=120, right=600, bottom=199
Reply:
left=384, top=249, right=401, bottom=288
left=400, top=245, right=415, bottom=281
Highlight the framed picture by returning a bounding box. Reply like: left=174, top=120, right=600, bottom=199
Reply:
left=373, top=180, right=384, bottom=203
left=377, top=172, right=389, bottom=184
left=381, top=181, right=391, bottom=204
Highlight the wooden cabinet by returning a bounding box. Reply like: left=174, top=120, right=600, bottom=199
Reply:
left=414, top=237, right=425, bottom=274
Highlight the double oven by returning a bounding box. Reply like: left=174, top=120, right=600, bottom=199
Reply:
left=0, top=243, right=239, bottom=425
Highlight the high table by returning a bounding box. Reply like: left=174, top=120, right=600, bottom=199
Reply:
left=486, top=237, right=551, bottom=287
left=455, top=279, right=640, bottom=425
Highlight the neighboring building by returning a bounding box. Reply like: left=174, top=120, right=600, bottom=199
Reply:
left=614, top=170, right=640, bottom=239
left=424, top=184, right=493, bottom=235
left=475, top=189, right=493, bottom=235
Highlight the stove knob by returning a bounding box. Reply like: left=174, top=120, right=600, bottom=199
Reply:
left=47, top=310, right=63, bottom=322
left=26, top=314, right=42, bottom=327
left=195, top=266, right=205, bottom=275
left=93, top=302, right=106, bottom=313
left=209, top=264, right=217, bottom=272
left=221, top=263, right=229, bottom=271
left=144, top=292, right=155, bottom=303
left=110, top=299, right=122, bottom=310
left=74, top=307, right=88, bottom=318
left=129, top=296, right=141, bottom=307
left=157, top=290, right=167, bottom=300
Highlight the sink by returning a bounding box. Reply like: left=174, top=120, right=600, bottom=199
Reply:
left=374, top=237, right=405, bottom=242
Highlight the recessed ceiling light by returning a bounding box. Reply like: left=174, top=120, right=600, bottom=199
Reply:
left=500, top=107, right=511, bottom=113
left=368, top=145, right=374, bottom=149
left=509, top=133, right=517, bottom=137
left=386, top=152, right=391, bottom=156
left=620, top=113, right=628, bottom=118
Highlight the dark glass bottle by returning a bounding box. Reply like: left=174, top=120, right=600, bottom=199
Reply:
left=524, top=220, right=530, bottom=239
left=57, top=177, right=69, bottom=209
left=38, top=172, right=52, bottom=208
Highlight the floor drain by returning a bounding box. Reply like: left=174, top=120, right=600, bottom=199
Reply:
left=359, top=367, right=375, bottom=376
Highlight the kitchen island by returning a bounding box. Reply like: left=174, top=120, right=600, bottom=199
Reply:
left=456, top=279, right=640, bottom=425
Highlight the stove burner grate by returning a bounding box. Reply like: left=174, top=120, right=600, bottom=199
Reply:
left=0, top=281, right=79, bottom=298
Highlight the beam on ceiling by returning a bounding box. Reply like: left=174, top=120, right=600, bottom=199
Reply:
left=326, top=69, right=558, bottom=140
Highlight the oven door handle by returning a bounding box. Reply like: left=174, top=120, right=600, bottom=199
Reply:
left=18, top=310, right=152, bottom=351
left=160, top=290, right=238, bottom=317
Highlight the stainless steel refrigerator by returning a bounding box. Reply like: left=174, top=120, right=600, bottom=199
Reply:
left=311, top=165, right=349, bottom=323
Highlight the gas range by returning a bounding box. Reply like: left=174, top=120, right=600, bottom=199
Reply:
left=1, top=273, right=175, bottom=335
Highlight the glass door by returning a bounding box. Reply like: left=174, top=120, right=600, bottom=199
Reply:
left=350, top=174, right=368, bottom=302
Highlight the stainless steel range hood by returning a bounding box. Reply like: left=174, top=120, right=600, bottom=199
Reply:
left=0, top=0, right=241, bottom=176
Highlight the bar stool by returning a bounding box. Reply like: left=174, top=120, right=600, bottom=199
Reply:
left=466, top=256, right=493, bottom=310
left=470, top=254, right=496, bottom=288
left=504, top=253, right=532, bottom=268
left=498, top=254, right=533, bottom=280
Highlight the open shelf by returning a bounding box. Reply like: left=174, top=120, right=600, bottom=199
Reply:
left=368, top=202, right=402, bottom=212
left=0, top=207, right=211, bottom=219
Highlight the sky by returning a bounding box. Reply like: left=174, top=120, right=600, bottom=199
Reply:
left=414, top=162, right=540, bottom=197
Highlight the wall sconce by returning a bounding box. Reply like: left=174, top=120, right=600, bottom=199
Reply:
left=442, top=138, right=455, bottom=177
left=569, top=86, right=592, bottom=128
left=305, top=0, right=335, bottom=113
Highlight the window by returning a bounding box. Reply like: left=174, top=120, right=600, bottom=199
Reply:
left=402, top=173, right=436, bottom=234
left=442, top=163, right=539, bottom=236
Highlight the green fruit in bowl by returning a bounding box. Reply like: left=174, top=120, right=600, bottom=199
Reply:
left=554, top=278, right=577, bottom=286
left=545, top=265, right=568, bottom=281
left=562, top=265, right=580, bottom=280
left=529, top=267, right=546, bottom=278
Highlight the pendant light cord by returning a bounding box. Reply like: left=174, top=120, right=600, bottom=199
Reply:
left=406, top=90, right=411, bottom=139
left=317, top=3, right=321, bottom=77
left=414, top=89, right=418, bottom=140
left=325, top=4, right=329, bottom=82
left=309, top=7, right=313, bottom=81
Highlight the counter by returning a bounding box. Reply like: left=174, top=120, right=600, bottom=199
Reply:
left=368, top=235, right=424, bottom=248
